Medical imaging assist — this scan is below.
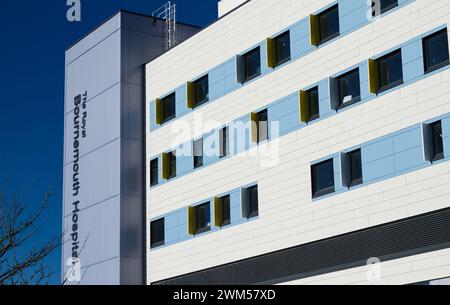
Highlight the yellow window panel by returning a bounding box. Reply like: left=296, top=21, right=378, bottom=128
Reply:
left=214, top=197, right=223, bottom=227
left=161, top=152, right=169, bottom=180
left=299, top=90, right=310, bottom=123
left=188, top=206, right=197, bottom=235
left=266, top=37, right=276, bottom=68
left=186, top=81, right=196, bottom=109
left=368, top=59, right=380, bottom=94
left=309, top=14, right=320, bottom=46
left=155, top=98, right=163, bottom=125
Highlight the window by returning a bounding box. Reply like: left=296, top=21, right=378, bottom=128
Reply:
left=193, top=75, right=209, bottom=107
left=150, top=218, right=164, bottom=248
left=344, top=149, right=363, bottom=187
left=193, top=138, right=203, bottom=169
left=337, top=68, right=361, bottom=108
left=150, top=158, right=158, bottom=187
left=300, top=86, right=320, bottom=123
left=219, top=126, right=229, bottom=158
left=161, top=93, right=176, bottom=124
left=215, top=195, right=231, bottom=227
left=378, top=49, right=403, bottom=93
left=307, top=87, right=320, bottom=121
left=311, top=159, right=335, bottom=198
left=372, top=0, right=398, bottom=17
left=423, top=29, right=449, bottom=74
left=167, top=151, right=176, bottom=179
left=195, top=203, right=211, bottom=234
left=244, top=185, right=259, bottom=219
left=243, top=47, right=261, bottom=83
left=431, top=121, right=444, bottom=161
left=274, top=31, right=291, bottom=67
left=318, top=5, right=340, bottom=45
left=253, top=109, right=268, bottom=144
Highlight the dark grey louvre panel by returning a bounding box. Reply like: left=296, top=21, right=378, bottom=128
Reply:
left=153, top=208, right=450, bottom=285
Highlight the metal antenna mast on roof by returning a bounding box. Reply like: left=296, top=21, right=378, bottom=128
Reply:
left=152, top=1, right=177, bottom=50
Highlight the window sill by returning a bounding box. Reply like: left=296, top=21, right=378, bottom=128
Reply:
left=160, top=115, right=176, bottom=126
left=274, top=56, right=291, bottom=69
left=195, top=226, right=211, bottom=235
left=242, top=72, right=261, bottom=84
left=247, top=211, right=259, bottom=219
left=378, top=79, right=403, bottom=94
left=317, top=32, right=340, bottom=47
left=348, top=178, right=363, bottom=188
left=192, top=98, right=210, bottom=109
left=220, top=220, right=231, bottom=228
left=432, top=153, right=444, bottom=163
left=150, top=241, right=165, bottom=249
left=425, top=61, right=449, bottom=75
left=306, top=114, right=320, bottom=124
left=312, top=187, right=335, bottom=199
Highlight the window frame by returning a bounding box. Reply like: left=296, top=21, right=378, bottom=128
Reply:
left=273, top=31, right=291, bottom=67
left=246, top=185, right=259, bottom=219
left=336, top=68, right=361, bottom=109
left=219, top=195, right=231, bottom=227
left=193, top=75, right=210, bottom=108
left=150, top=158, right=159, bottom=187
left=256, top=109, right=269, bottom=144
left=318, top=4, right=340, bottom=46
left=307, top=86, right=320, bottom=122
left=219, top=126, right=229, bottom=158
left=372, top=0, right=399, bottom=17
left=168, top=151, right=176, bottom=179
left=193, top=138, right=204, bottom=169
left=423, top=28, right=450, bottom=74
left=377, top=49, right=404, bottom=93
left=150, top=218, right=165, bottom=249
left=195, top=202, right=211, bottom=234
left=347, top=149, right=363, bottom=187
left=242, top=47, right=261, bottom=83
left=311, top=159, right=335, bottom=199
left=161, top=93, right=176, bottom=124
left=431, top=121, right=444, bottom=162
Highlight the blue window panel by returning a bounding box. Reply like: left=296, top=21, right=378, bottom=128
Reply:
left=224, top=58, right=237, bottom=77
left=403, top=58, right=424, bottom=83
left=339, top=0, right=368, bottom=35
left=363, top=156, right=396, bottom=182
left=203, top=131, right=219, bottom=166
left=224, top=74, right=239, bottom=94
left=443, top=116, right=450, bottom=158
left=393, top=126, right=422, bottom=153
left=269, top=95, right=297, bottom=121
left=394, top=146, right=426, bottom=173
left=279, top=112, right=301, bottom=137
left=209, top=64, right=225, bottom=86
left=359, top=62, right=371, bottom=101
left=175, top=85, right=188, bottom=117
left=362, top=137, right=394, bottom=164
left=402, top=38, right=423, bottom=64
left=260, top=41, right=270, bottom=74
left=319, top=80, right=333, bottom=117
left=149, top=100, right=158, bottom=131
left=333, top=154, right=346, bottom=193
left=165, top=213, right=179, bottom=230
left=210, top=79, right=225, bottom=101
left=165, top=227, right=179, bottom=244
left=290, top=17, right=311, bottom=59
left=177, top=155, right=193, bottom=176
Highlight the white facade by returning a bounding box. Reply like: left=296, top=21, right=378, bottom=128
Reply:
left=145, top=0, right=450, bottom=285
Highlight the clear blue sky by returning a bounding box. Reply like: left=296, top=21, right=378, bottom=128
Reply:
left=0, top=0, right=217, bottom=284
